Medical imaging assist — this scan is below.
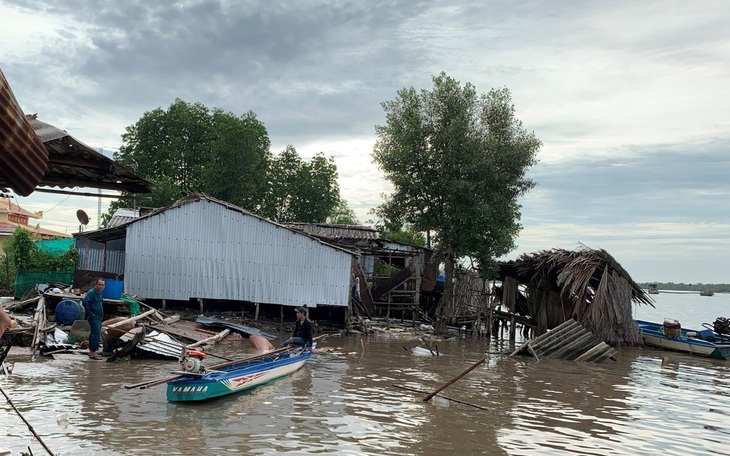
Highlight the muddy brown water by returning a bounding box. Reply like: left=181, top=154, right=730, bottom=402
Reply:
left=2, top=327, right=729, bottom=456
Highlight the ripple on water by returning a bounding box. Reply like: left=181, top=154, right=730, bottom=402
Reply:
left=2, top=338, right=730, bottom=455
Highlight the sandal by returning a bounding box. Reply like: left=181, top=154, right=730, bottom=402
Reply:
left=88, top=353, right=103, bottom=360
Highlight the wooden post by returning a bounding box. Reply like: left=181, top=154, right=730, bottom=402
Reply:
left=422, top=358, right=486, bottom=402
left=254, top=303, right=260, bottom=322
left=162, top=299, right=166, bottom=311
left=198, top=298, right=203, bottom=314
left=30, top=296, right=46, bottom=356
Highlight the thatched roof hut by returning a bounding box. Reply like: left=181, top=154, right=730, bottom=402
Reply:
left=494, top=246, right=654, bottom=346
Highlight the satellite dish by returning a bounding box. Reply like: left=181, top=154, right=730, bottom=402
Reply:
left=76, top=209, right=89, bottom=226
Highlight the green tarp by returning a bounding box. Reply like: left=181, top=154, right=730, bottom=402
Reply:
left=14, top=270, right=74, bottom=299
left=34, top=239, right=75, bottom=255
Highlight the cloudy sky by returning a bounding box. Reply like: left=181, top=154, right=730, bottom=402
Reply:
left=2, top=0, right=729, bottom=284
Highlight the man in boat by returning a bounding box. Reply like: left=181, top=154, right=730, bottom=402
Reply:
left=282, top=306, right=313, bottom=350
left=82, top=279, right=105, bottom=360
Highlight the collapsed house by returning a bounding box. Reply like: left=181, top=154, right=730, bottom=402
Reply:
left=492, top=246, right=654, bottom=346
left=282, top=223, right=441, bottom=320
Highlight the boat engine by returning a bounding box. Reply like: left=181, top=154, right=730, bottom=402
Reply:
left=181, top=350, right=208, bottom=373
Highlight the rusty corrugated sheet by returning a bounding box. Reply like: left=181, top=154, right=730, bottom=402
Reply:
left=0, top=68, right=49, bottom=196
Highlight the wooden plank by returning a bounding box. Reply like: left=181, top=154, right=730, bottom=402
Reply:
left=149, top=320, right=211, bottom=343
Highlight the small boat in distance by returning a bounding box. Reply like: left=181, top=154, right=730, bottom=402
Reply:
left=647, top=283, right=659, bottom=294
left=167, top=347, right=312, bottom=402
left=636, top=319, right=730, bottom=360
left=700, top=290, right=714, bottom=296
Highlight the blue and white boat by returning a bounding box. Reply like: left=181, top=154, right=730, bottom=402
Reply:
left=166, top=347, right=312, bottom=402
left=635, top=320, right=730, bottom=360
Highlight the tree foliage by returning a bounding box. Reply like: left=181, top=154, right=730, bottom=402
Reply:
left=3, top=228, right=78, bottom=273
left=262, top=146, right=341, bottom=223
left=327, top=200, right=360, bottom=225
left=372, top=72, right=540, bottom=330
left=372, top=215, right=426, bottom=246
left=108, top=100, right=342, bottom=224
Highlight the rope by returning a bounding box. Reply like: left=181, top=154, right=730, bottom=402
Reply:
left=0, top=385, right=55, bottom=455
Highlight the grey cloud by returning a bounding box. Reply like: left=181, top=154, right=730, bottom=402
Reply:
left=522, top=138, right=730, bottom=226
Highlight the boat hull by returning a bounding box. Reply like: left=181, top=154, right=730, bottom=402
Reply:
left=167, top=351, right=311, bottom=402
left=636, top=320, right=730, bottom=360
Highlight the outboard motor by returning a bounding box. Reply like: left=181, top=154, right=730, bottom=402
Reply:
left=180, top=350, right=208, bottom=374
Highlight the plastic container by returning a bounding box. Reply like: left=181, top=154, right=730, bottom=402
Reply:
left=55, top=299, right=84, bottom=325
left=103, top=279, right=123, bottom=299
left=663, top=319, right=681, bottom=338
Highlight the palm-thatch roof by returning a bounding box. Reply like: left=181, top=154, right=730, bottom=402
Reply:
left=494, top=246, right=654, bottom=346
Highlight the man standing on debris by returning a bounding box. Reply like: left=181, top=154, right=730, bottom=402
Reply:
left=82, top=279, right=105, bottom=360
left=282, top=306, right=313, bottom=349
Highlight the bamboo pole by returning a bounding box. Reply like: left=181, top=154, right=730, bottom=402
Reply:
left=136, top=301, right=167, bottom=322
left=393, top=384, right=491, bottom=411
left=186, top=329, right=230, bottom=349
left=0, top=385, right=55, bottom=455
left=30, top=296, right=46, bottom=356
left=104, top=309, right=157, bottom=329
left=422, top=358, right=486, bottom=402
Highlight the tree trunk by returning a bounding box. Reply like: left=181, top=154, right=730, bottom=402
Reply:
left=435, top=243, right=455, bottom=333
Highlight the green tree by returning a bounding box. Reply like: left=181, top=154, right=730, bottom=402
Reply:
left=107, top=100, right=344, bottom=225
left=4, top=228, right=34, bottom=271
left=327, top=199, right=360, bottom=225
left=372, top=73, right=540, bottom=331
left=204, top=110, right=272, bottom=212
left=109, top=99, right=272, bottom=218
left=264, top=146, right=341, bottom=223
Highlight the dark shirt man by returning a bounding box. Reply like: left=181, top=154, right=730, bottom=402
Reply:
left=82, top=279, right=105, bottom=359
left=282, top=307, right=313, bottom=348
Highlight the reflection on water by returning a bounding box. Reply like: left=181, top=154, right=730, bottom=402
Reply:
left=2, top=333, right=729, bottom=455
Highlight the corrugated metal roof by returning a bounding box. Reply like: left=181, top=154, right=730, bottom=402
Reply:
left=107, top=208, right=140, bottom=227
left=0, top=68, right=49, bottom=196
left=0, top=68, right=155, bottom=196
left=26, top=116, right=155, bottom=193
left=284, top=222, right=379, bottom=240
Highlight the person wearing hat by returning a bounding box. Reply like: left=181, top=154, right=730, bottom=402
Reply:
left=282, top=306, right=313, bottom=349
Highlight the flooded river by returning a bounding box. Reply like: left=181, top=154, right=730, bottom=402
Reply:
left=2, top=294, right=729, bottom=455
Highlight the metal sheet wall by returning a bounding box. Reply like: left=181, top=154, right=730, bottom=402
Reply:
left=124, top=199, right=352, bottom=306
left=77, top=247, right=125, bottom=275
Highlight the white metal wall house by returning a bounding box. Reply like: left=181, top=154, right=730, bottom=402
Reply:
left=124, top=196, right=354, bottom=307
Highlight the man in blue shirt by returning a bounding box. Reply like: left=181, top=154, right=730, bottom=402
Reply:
left=82, top=279, right=105, bottom=360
